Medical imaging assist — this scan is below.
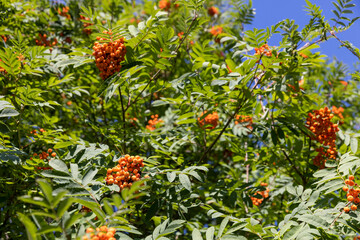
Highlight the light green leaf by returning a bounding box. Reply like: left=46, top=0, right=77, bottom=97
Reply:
left=82, top=169, right=98, bottom=186
left=179, top=174, right=191, bottom=191
left=192, top=228, right=203, bottom=240
left=17, top=212, right=37, bottom=240
left=351, top=138, right=358, bottom=154
left=49, top=160, right=69, bottom=174
left=206, top=227, right=215, bottom=240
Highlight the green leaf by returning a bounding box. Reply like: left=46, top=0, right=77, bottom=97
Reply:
left=129, top=25, right=139, bottom=37
left=217, top=216, right=230, bottom=238
left=206, top=227, right=215, bottom=240
left=146, top=200, right=159, bottom=221
left=17, top=212, right=37, bottom=240
left=37, top=179, right=53, bottom=204
left=350, top=138, right=358, bottom=154
left=41, top=170, right=72, bottom=180
left=192, top=228, right=203, bottom=240
left=297, top=215, right=327, bottom=229
left=0, top=108, right=19, bottom=117
left=64, top=213, right=83, bottom=229
left=37, top=226, right=62, bottom=235
left=49, top=160, right=69, bottom=174
left=54, top=141, right=73, bottom=149
left=18, top=196, right=50, bottom=208
left=57, top=198, right=74, bottom=218
left=283, top=223, right=303, bottom=239
left=271, top=129, right=278, bottom=146
left=82, top=169, right=98, bottom=186
left=177, top=119, right=197, bottom=125
left=167, top=172, right=176, bottom=182
left=70, top=163, right=79, bottom=180
left=49, top=194, right=67, bottom=213
left=179, top=174, right=191, bottom=191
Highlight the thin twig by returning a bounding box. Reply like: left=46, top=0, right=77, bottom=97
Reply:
left=329, top=202, right=351, bottom=229
left=330, top=31, right=360, bottom=60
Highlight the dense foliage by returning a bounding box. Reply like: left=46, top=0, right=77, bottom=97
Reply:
left=1, top=0, right=360, bottom=239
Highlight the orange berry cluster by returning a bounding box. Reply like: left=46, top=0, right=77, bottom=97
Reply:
left=209, top=26, right=223, bottom=43
left=343, top=175, right=360, bottom=213
left=32, top=148, right=56, bottom=170
left=125, top=113, right=138, bottom=126
left=58, top=6, right=70, bottom=19
left=306, top=107, right=339, bottom=168
left=93, top=30, right=126, bottom=80
left=1, top=35, right=7, bottom=43
left=146, top=114, right=163, bottom=131
left=177, top=32, right=184, bottom=39
left=105, top=155, right=144, bottom=191
left=251, top=182, right=270, bottom=206
left=255, top=44, right=272, bottom=57
left=0, top=59, right=6, bottom=73
left=130, top=17, right=140, bottom=24
left=208, top=6, right=219, bottom=16
left=158, top=0, right=179, bottom=10
left=30, top=128, right=45, bottom=136
left=35, top=33, right=57, bottom=47
left=340, top=80, right=348, bottom=87
left=159, top=0, right=171, bottom=10
left=235, top=115, right=253, bottom=129
left=198, top=111, right=219, bottom=130
left=332, top=106, right=344, bottom=119
left=80, top=15, right=93, bottom=35
left=83, top=226, right=116, bottom=240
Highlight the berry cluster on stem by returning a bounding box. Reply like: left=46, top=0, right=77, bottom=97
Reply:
left=251, top=182, right=270, bottom=206
left=93, top=30, right=126, bottom=80
left=343, top=175, right=360, bottom=213
left=105, top=155, right=144, bottom=191
left=306, top=107, right=339, bottom=168
left=235, top=115, right=253, bottom=129
left=82, top=226, right=116, bottom=240
left=146, top=114, right=163, bottom=131
left=198, top=111, right=219, bottom=130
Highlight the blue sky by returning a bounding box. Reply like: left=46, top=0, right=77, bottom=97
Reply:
left=248, top=0, right=360, bottom=71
